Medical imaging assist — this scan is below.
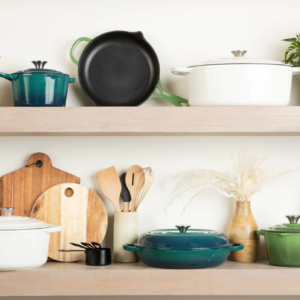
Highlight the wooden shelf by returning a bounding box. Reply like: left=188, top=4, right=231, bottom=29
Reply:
left=0, top=106, right=300, bottom=136
left=1, top=260, right=299, bottom=296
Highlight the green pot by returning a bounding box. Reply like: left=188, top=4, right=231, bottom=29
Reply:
left=257, top=215, right=300, bottom=267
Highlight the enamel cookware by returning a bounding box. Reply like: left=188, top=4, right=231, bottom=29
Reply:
left=0, top=207, right=61, bottom=271
left=70, top=31, right=189, bottom=107
left=172, top=50, right=300, bottom=106
left=123, top=225, right=243, bottom=269
left=0, top=61, right=75, bottom=106
left=258, top=215, right=300, bottom=267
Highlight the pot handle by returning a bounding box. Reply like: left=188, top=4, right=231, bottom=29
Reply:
left=0, top=72, right=15, bottom=81
left=292, top=67, right=300, bottom=75
left=68, top=77, right=76, bottom=83
left=70, top=37, right=92, bottom=65
left=149, top=80, right=190, bottom=107
left=171, top=67, right=192, bottom=76
left=45, top=225, right=62, bottom=233
left=257, top=229, right=265, bottom=236
left=123, top=244, right=139, bottom=252
left=228, top=243, right=244, bottom=252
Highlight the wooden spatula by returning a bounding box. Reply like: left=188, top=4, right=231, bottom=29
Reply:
left=96, top=166, right=121, bottom=212
left=125, top=165, right=145, bottom=212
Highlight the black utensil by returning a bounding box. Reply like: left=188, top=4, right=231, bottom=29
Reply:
left=70, top=31, right=189, bottom=107
left=120, top=173, right=131, bottom=212
left=81, top=242, right=94, bottom=249
left=86, top=247, right=112, bottom=266
left=92, top=242, right=102, bottom=249
left=70, top=242, right=89, bottom=250
left=59, top=250, right=85, bottom=252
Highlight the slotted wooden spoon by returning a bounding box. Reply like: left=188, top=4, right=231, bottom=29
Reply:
left=96, top=166, right=121, bottom=212
left=125, top=165, right=145, bottom=212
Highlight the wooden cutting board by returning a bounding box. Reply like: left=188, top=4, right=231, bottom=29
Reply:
left=31, top=183, right=108, bottom=262
left=0, top=153, right=80, bottom=217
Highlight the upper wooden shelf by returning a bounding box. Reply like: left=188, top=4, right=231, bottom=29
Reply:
left=1, top=260, right=299, bottom=296
left=1, top=106, right=300, bottom=136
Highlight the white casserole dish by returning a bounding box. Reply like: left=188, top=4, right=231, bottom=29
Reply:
left=172, top=50, right=300, bottom=106
left=0, top=207, right=61, bottom=271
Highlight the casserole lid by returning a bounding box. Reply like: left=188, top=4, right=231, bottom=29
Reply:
left=13, top=61, right=68, bottom=76
left=0, top=208, right=51, bottom=230
left=190, top=51, right=289, bottom=68
left=135, top=225, right=229, bottom=250
left=262, top=215, right=300, bottom=233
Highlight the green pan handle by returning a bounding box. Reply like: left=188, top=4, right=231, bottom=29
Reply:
left=123, top=244, right=139, bottom=252
left=68, top=77, right=76, bottom=83
left=70, top=37, right=92, bottom=65
left=0, top=72, right=15, bottom=81
left=257, top=229, right=265, bottom=236
left=149, top=80, right=190, bottom=107
left=228, top=243, right=244, bottom=252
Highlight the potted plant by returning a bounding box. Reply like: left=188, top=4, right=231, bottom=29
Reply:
left=168, top=150, right=298, bottom=263
left=282, top=34, right=300, bottom=66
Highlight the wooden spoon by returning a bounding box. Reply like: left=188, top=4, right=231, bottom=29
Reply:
left=125, top=165, right=145, bottom=212
left=96, top=166, right=121, bottom=212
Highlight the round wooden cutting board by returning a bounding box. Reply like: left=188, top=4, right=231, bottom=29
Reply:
left=31, top=183, right=108, bottom=262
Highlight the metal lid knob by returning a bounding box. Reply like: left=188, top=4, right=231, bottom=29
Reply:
left=32, top=61, right=47, bottom=69
left=286, top=215, right=300, bottom=224
left=175, top=225, right=191, bottom=233
left=0, top=207, right=16, bottom=217
left=231, top=50, right=247, bottom=57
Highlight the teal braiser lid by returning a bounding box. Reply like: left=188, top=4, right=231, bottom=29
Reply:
left=136, top=225, right=230, bottom=250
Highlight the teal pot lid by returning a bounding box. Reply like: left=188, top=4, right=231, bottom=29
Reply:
left=13, top=61, right=69, bottom=76
left=262, top=215, right=300, bottom=233
left=136, top=225, right=229, bottom=250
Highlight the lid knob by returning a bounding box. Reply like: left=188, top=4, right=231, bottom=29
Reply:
left=175, top=225, right=191, bottom=233
left=231, top=50, right=247, bottom=57
left=286, top=215, right=300, bottom=224
left=0, top=207, right=16, bottom=217
left=32, top=61, right=47, bottom=69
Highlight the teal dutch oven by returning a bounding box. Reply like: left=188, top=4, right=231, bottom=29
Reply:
left=0, top=61, right=75, bottom=106
left=123, top=225, right=243, bottom=269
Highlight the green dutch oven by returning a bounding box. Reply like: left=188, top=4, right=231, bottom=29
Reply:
left=258, top=215, right=300, bottom=267
left=123, top=225, right=243, bottom=269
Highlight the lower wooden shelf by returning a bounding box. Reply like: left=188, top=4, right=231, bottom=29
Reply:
left=0, top=260, right=299, bottom=296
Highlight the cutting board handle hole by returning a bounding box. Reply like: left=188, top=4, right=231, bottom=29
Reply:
left=65, top=188, right=74, bottom=197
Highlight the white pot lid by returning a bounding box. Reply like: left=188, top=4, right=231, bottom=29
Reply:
left=0, top=208, right=51, bottom=230
left=190, top=50, right=290, bottom=67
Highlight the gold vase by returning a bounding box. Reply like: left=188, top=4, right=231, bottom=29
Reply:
left=228, top=200, right=258, bottom=263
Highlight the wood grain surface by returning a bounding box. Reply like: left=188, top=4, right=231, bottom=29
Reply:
left=0, top=153, right=80, bottom=217
left=31, top=183, right=108, bottom=262
left=0, top=107, right=300, bottom=136
left=0, top=260, right=299, bottom=296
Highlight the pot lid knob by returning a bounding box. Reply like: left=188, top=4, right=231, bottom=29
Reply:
left=175, top=224, right=191, bottom=233
left=0, top=207, right=16, bottom=217
left=231, top=50, right=247, bottom=57
left=32, top=60, right=47, bottom=69
left=286, top=215, right=300, bottom=224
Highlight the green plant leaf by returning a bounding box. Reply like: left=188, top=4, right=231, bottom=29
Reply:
left=282, top=38, right=297, bottom=42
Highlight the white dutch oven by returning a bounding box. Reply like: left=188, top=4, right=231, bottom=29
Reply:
left=172, top=50, right=300, bottom=106
left=0, top=207, right=61, bottom=271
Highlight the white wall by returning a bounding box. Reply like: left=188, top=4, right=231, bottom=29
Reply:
left=1, top=0, right=300, bottom=265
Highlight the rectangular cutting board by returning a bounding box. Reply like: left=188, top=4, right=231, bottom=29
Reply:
left=0, top=152, right=80, bottom=216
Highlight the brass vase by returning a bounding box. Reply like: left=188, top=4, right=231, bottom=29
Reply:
left=228, top=201, right=258, bottom=263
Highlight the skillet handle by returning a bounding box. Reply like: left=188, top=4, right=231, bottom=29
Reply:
left=70, top=37, right=92, bottom=65
left=228, top=243, right=244, bottom=252
left=123, top=244, right=139, bottom=252
left=149, top=80, right=190, bottom=107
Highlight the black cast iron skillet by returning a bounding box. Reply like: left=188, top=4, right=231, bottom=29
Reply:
left=70, top=31, right=189, bottom=107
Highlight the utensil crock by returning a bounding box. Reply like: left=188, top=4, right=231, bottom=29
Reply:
left=114, top=211, right=138, bottom=263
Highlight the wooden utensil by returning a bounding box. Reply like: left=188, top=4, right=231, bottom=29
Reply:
left=125, top=165, right=145, bottom=212
left=134, top=167, right=154, bottom=211
left=96, top=166, right=121, bottom=212
left=0, top=153, right=80, bottom=217
left=120, top=173, right=131, bottom=212
left=31, top=183, right=108, bottom=262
